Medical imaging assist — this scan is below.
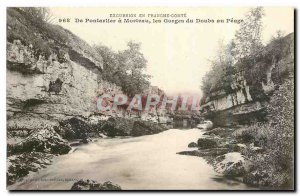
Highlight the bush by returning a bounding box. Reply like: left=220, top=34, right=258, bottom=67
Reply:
left=242, top=76, right=294, bottom=189
left=232, top=124, right=269, bottom=145
left=19, top=8, right=52, bottom=23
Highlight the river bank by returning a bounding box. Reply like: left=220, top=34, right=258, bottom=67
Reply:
left=178, top=124, right=253, bottom=184
left=8, top=128, right=253, bottom=190
left=178, top=119, right=293, bottom=190
left=7, top=116, right=168, bottom=189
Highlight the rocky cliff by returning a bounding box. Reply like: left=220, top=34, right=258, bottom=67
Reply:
left=6, top=8, right=168, bottom=186
left=200, top=33, right=294, bottom=126
left=6, top=8, right=112, bottom=185
left=6, top=8, right=121, bottom=135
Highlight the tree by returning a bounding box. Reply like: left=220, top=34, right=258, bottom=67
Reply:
left=233, top=7, right=265, bottom=62
left=118, top=41, right=151, bottom=96
left=95, top=41, right=151, bottom=96
left=94, top=45, right=122, bottom=85
left=200, top=40, right=235, bottom=103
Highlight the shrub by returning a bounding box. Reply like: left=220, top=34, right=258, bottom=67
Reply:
left=242, top=76, right=294, bottom=189
left=232, top=124, right=269, bottom=145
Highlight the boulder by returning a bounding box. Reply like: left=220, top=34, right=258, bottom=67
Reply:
left=8, top=126, right=71, bottom=155
left=177, top=150, right=202, bottom=156
left=58, top=117, right=96, bottom=140
left=213, top=152, right=248, bottom=177
left=188, top=142, right=198, bottom=148
left=80, top=137, right=92, bottom=144
left=100, top=117, right=167, bottom=137
left=196, top=120, right=213, bottom=130
left=223, top=143, right=243, bottom=152
left=203, top=127, right=234, bottom=137
left=131, top=120, right=167, bottom=137
left=71, top=179, right=121, bottom=190
left=100, top=181, right=122, bottom=190
left=100, top=117, right=135, bottom=137
left=178, top=148, right=229, bottom=157
left=197, top=138, right=218, bottom=149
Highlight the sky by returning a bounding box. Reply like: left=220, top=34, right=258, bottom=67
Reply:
left=50, top=7, right=294, bottom=96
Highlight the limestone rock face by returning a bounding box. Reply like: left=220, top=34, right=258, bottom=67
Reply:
left=6, top=11, right=123, bottom=186
left=6, top=8, right=114, bottom=134
left=6, top=40, right=126, bottom=135
left=71, top=179, right=122, bottom=190
left=200, top=33, right=294, bottom=127
left=6, top=39, right=128, bottom=141
left=7, top=50, right=101, bottom=129
left=7, top=40, right=43, bottom=73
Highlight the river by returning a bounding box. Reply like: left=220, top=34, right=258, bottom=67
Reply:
left=10, top=128, right=252, bottom=190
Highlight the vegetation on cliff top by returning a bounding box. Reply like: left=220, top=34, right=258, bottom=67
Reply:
left=7, top=7, right=102, bottom=66
left=200, top=7, right=294, bottom=104
left=7, top=7, right=152, bottom=96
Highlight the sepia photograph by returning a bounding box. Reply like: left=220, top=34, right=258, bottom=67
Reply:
left=5, top=6, right=295, bottom=191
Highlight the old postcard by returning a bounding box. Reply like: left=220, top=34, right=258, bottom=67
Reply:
left=6, top=7, right=294, bottom=190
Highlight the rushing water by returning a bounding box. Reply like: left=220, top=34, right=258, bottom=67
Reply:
left=10, top=128, right=253, bottom=190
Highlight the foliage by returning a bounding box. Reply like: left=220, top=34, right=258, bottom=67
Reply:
left=232, top=123, right=269, bottom=145
left=199, top=7, right=294, bottom=189
left=7, top=8, right=67, bottom=59
left=200, top=7, right=294, bottom=105
left=200, top=41, right=235, bottom=103
left=232, top=7, right=265, bottom=62
left=18, top=7, right=53, bottom=23
left=8, top=7, right=151, bottom=97
left=201, top=8, right=266, bottom=103
left=94, top=42, right=151, bottom=96
left=7, top=7, right=101, bottom=65
left=240, top=77, right=294, bottom=189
